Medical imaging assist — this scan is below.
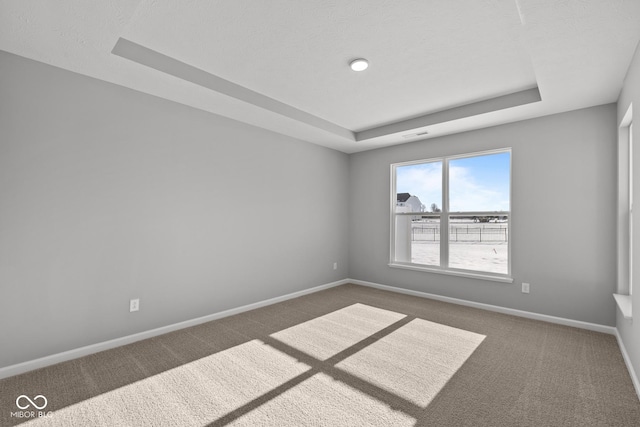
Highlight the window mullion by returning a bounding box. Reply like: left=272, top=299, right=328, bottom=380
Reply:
left=441, top=159, right=449, bottom=268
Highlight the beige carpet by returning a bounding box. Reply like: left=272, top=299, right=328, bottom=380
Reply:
left=1, top=284, right=639, bottom=426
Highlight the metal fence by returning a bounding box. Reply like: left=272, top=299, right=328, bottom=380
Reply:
left=412, top=225, right=508, bottom=243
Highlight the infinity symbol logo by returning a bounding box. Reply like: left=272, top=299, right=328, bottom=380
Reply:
left=16, top=395, right=48, bottom=410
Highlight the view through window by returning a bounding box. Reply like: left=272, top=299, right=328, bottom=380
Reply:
left=392, top=150, right=511, bottom=277
left=629, top=121, right=633, bottom=296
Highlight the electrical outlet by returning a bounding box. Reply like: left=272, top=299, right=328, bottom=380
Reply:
left=333, top=262, right=338, bottom=270
left=522, top=283, right=530, bottom=294
left=130, top=298, right=140, bottom=312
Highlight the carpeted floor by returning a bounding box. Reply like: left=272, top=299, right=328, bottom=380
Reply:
left=1, top=283, right=639, bottom=426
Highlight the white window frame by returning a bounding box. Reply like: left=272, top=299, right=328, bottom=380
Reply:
left=630, top=120, right=634, bottom=297
left=390, top=148, right=512, bottom=283
left=615, top=104, right=633, bottom=319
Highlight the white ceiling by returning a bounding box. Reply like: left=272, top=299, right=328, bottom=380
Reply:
left=2, top=0, right=639, bottom=153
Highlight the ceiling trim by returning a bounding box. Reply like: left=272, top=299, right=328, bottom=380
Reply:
left=111, top=37, right=355, bottom=141
left=112, top=37, right=543, bottom=147
left=111, top=37, right=542, bottom=150
left=356, top=87, right=542, bottom=141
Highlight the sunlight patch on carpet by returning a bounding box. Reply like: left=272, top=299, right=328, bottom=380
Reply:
left=228, top=372, right=415, bottom=426
left=270, top=303, right=406, bottom=360
left=336, top=318, right=485, bottom=407
left=21, top=340, right=310, bottom=426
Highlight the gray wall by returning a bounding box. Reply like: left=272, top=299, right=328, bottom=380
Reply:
left=0, top=51, right=349, bottom=368
left=349, top=104, right=618, bottom=326
left=0, top=48, right=624, bottom=371
left=617, top=40, right=640, bottom=387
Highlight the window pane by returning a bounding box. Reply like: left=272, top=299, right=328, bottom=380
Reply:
left=411, top=216, right=440, bottom=266
left=449, top=152, right=510, bottom=212
left=394, top=215, right=440, bottom=266
left=449, top=215, right=508, bottom=274
left=396, top=161, right=442, bottom=213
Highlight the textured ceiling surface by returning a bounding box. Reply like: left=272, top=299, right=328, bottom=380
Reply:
left=1, top=0, right=640, bottom=153
left=121, top=0, right=536, bottom=131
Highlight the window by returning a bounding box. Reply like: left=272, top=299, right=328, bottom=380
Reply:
left=630, top=121, right=634, bottom=297
left=617, top=105, right=633, bottom=298
left=615, top=104, right=633, bottom=319
left=391, top=149, right=511, bottom=281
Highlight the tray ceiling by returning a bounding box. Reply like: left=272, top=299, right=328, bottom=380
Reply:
left=1, top=0, right=639, bottom=153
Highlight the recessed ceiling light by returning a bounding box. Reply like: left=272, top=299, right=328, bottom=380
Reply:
left=350, top=58, right=369, bottom=72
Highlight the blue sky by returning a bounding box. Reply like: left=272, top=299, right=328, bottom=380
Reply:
left=396, top=152, right=510, bottom=212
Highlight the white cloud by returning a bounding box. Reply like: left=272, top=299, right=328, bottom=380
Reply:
left=449, top=166, right=508, bottom=211
left=396, top=163, right=442, bottom=210
left=397, top=163, right=509, bottom=212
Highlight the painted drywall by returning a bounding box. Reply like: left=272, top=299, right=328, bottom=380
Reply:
left=0, top=51, right=349, bottom=368
left=617, top=39, right=640, bottom=389
left=349, top=104, right=617, bottom=326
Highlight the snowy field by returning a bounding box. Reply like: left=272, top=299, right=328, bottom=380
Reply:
left=411, top=242, right=508, bottom=274
left=410, top=219, right=508, bottom=274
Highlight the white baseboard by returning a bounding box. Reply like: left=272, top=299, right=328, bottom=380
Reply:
left=615, top=329, right=640, bottom=400
left=0, top=279, right=349, bottom=380
left=348, top=279, right=616, bottom=335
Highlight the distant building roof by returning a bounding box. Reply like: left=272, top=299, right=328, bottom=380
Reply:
left=397, top=193, right=411, bottom=203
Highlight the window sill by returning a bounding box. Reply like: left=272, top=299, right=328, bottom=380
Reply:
left=388, top=262, right=513, bottom=284
left=613, top=294, right=633, bottom=319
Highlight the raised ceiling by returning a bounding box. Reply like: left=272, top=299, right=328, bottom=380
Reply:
left=1, top=0, right=639, bottom=153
